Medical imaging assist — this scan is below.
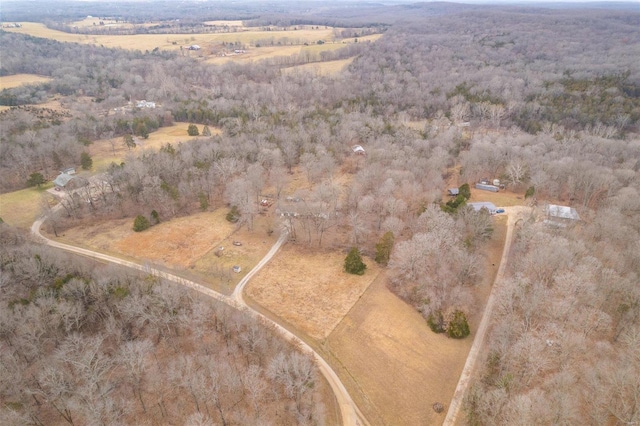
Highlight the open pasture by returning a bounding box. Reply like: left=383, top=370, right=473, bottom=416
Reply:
left=245, top=246, right=380, bottom=340
left=3, top=22, right=336, bottom=52
left=0, top=74, right=52, bottom=90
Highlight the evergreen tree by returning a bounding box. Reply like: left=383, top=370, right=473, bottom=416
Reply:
left=133, top=215, right=150, bottom=232
left=458, top=183, right=471, bottom=200
left=187, top=124, right=199, bottom=136
left=80, top=152, right=93, bottom=170
left=344, top=247, right=367, bottom=275
left=26, top=172, right=46, bottom=188
left=375, top=231, right=394, bottom=266
left=447, top=310, right=470, bottom=339
left=525, top=186, right=536, bottom=199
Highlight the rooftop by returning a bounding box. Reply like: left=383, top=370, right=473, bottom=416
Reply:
left=546, top=204, right=580, bottom=221
left=468, top=201, right=497, bottom=213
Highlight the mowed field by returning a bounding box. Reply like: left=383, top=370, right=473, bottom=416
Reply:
left=50, top=209, right=277, bottom=294
left=0, top=73, right=52, bottom=90
left=245, top=247, right=381, bottom=340
left=3, top=22, right=336, bottom=53
left=325, top=274, right=472, bottom=425
left=0, top=184, right=55, bottom=230
left=281, top=58, right=355, bottom=76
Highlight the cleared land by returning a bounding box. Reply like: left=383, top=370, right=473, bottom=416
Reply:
left=204, top=20, right=245, bottom=27
left=0, top=184, right=55, bottom=230
left=207, top=42, right=345, bottom=64
left=4, top=22, right=336, bottom=52
left=245, top=247, right=380, bottom=340
left=88, top=122, right=219, bottom=172
left=0, top=73, right=52, bottom=90
left=283, top=58, right=355, bottom=76
left=49, top=209, right=277, bottom=294
left=326, top=274, right=471, bottom=425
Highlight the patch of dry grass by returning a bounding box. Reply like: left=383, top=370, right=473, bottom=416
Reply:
left=282, top=58, right=354, bottom=76
left=245, top=246, right=380, bottom=340
left=469, top=187, right=525, bottom=207
left=325, top=274, right=472, bottom=426
left=88, top=122, right=220, bottom=172
left=204, top=20, right=245, bottom=27
left=0, top=74, right=52, bottom=90
left=0, top=184, right=55, bottom=230
left=51, top=209, right=277, bottom=294
left=70, top=17, right=136, bottom=29
left=4, top=23, right=336, bottom=52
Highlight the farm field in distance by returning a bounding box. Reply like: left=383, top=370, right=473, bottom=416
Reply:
left=0, top=73, right=52, bottom=90
left=4, top=21, right=336, bottom=53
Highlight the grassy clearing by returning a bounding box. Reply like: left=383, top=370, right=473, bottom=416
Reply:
left=325, top=274, right=472, bottom=426
left=70, top=17, right=136, bottom=29
left=206, top=42, right=349, bottom=64
left=245, top=246, right=380, bottom=340
left=4, top=23, right=335, bottom=52
left=49, top=209, right=277, bottom=294
left=0, top=74, right=52, bottom=90
left=204, top=20, right=245, bottom=27
left=88, top=122, right=219, bottom=172
left=0, top=183, right=55, bottom=230
left=282, top=58, right=354, bottom=76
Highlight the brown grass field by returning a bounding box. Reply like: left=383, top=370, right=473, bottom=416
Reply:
left=282, top=58, right=355, bottom=76
left=4, top=22, right=336, bottom=53
left=0, top=184, right=55, bottom=230
left=325, top=274, right=472, bottom=425
left=206, top=42, right=345, bottom=64
left=50, top=209, right=277, bottom=294
left=323, top=215, right=508, bottom=426
left=70, top=17, right=136, bottom=29
left=245, top=246, right=381, bottom=340
left=0, top=74, right=52, bottom=90
left=88, top=122, right=220, bottom=172
left=204, top=20, right=245, bottom=27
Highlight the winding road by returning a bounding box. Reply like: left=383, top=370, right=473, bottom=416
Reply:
left=32, top=205, right=527, bottom=426
left=31, top=216, right=367, bottom=426
left=443, top=206, right=530, bottom=426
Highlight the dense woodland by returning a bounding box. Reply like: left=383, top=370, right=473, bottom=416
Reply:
left=0, top=225, right=327, bottom=425
left=1, top=2, right=639, bottom=424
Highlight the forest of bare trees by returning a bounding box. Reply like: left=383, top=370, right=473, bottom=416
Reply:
left=0, top=224, right=328, bottom=425
left=1, top=2, right=639, bottom=424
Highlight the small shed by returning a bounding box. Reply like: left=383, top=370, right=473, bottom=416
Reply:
left=60, top=167, right=76, bottom=175
left=468, top=202, right=497, bottom=215
left=447, top=188, right=459, bottom=196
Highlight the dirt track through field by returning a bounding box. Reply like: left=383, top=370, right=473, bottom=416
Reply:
left=31, top=212, right=368, bottom=426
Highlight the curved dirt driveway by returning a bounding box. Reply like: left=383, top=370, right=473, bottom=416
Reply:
left=31, top=216, right=367, bottom=426
left=443, top=206, right=530, bottom=426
